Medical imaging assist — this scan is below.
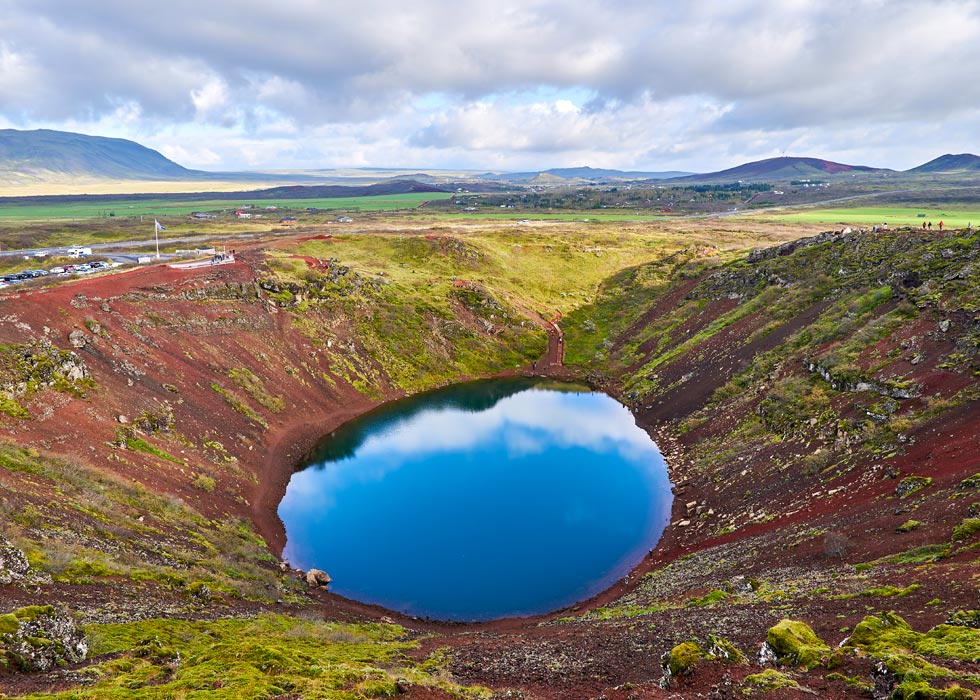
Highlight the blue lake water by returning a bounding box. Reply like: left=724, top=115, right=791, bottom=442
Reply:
left=278, top=378, right=672, bottom=621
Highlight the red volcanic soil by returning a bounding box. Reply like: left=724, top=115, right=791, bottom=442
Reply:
left=1, top=242, right=979, bottom=699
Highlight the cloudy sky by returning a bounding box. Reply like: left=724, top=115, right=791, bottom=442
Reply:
left=1, top=0, right=978, bottom=172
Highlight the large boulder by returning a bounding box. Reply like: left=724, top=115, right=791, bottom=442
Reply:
left=0, top=605, right=87, bottom=672
left=305, top=569, right=332, bottom=589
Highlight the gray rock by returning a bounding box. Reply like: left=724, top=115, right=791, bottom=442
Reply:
left=0, top=539, right=31, bottom=586
left=757, top=641, right=778, bottom=666
left=68, top=330, right=87, bottom=348
left=728, top=575, right=755, bottom=595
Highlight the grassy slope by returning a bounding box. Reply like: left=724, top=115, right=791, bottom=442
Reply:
left=561, top=226, right=980, bottom=696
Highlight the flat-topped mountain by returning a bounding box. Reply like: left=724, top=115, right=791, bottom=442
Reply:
left=0, top=128, right=198, bottom=181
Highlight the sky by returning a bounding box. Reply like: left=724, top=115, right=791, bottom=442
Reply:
left=1, top=0, right=978, bottom=173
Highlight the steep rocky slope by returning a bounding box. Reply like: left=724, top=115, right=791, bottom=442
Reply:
left=1, top=225, right=978, bottom=699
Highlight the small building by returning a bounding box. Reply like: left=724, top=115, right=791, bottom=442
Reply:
left=279, top=217, right=297, bottom=226
left=337, top=216, right=353, bottom=223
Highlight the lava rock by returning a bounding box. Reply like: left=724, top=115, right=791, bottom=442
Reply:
left=0, top=537, right=51, bottom=586
left=0, top=605, right=87, bottom=672
left=305, top=569, right=332, bottom=588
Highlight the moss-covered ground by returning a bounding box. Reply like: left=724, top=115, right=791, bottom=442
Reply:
left=5, top=615, right=488, bottom=699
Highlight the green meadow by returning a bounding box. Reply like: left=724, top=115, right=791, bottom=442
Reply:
left=430, top=210, right=669, bottom=222
left=0, top=192, right=454, bottom=221
left=768, top=205, right=980, bottom=229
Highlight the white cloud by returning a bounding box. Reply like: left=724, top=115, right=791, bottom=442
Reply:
left=2, top=0, right=980, bottom=170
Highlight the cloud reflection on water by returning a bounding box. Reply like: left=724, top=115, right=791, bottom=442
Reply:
left=283, top=388, right=663, bottom=507
left=360, top=389, right=659, bottom=461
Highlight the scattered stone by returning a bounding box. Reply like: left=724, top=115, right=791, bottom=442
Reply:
left=305, top=569, right=332, bottom=588
left=895, top=475, right=932, bottom=498
left=946, top=610, right=980, bottom=628
left=728, top=576, right=755, bottom=595
left=757, top=641, right=778, bottom=666
left=871, top=660, right=895, bottom=700
left=68, top=329, right=87, bottom=348
left=191, top=583, right=212, bottom=603
left=679, top=520, right=691, bottom=527
left=939, top=319, right=952, bottom=333
left=117, top=414, right=130, bottom=425
left=959, top=473, right=980, bottom=490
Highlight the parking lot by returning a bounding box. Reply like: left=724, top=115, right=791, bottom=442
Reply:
left=0, top=259, right=120, bottom=288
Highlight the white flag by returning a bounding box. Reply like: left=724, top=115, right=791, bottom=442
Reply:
left=154, top=219, right=166, bottom=231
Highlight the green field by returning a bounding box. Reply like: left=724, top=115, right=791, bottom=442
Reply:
left=0, top=192, right=454, bottom=221
left=430, top=209, right=669, bottom=223
left=769, top=206, right=980, bottom=229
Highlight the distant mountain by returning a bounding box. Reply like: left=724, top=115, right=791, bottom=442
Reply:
left=0, top=128, right=200, bottom=181
left=484, top=166, right=692, bottom=183
left=670, top=156, right=885, bottom=184
left=241, top=181, right=448, bottom=199
left=907, top=153, right=980, bottom=173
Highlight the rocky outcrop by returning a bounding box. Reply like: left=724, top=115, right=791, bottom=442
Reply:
left=0, top=605, right=87, bottom=672
left=747, top=230, right=849, bottom=263
left=803, top=359, right=921, bottom=399
left=0, top=537, right=51, bottom=586
left=0, top=339, right=90, bottom=398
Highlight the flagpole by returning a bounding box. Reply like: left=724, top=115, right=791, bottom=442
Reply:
left=155, top=220, right=160, bottom=260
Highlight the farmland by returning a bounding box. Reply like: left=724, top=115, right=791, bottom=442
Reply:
left=765, top=204, right=980, bottom=228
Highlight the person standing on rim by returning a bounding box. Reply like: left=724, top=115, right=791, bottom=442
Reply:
left=938, top=220, right=944, bottom=231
